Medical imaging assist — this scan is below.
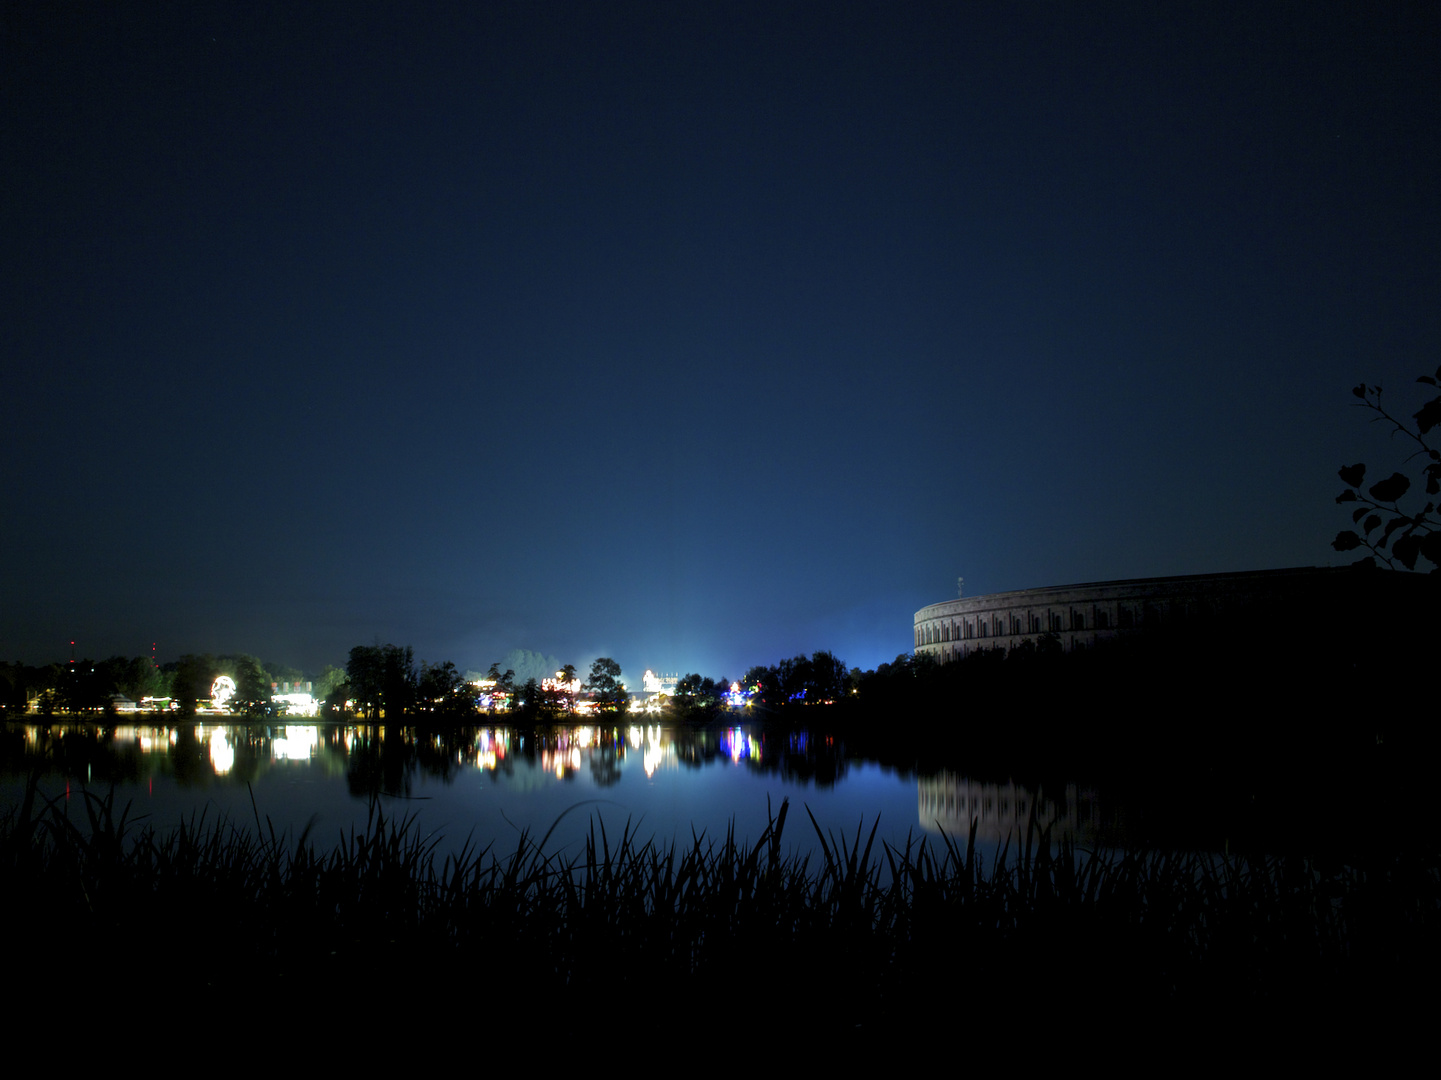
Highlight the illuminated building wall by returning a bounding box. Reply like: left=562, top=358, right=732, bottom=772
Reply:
left=641, top=669, right=678, bottom=694
left=912, top=566, right=1408, bottom=663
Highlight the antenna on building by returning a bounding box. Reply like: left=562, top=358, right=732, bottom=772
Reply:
left=957, top=576, right=964, bottom=599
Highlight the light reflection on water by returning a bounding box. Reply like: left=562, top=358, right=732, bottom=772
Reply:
left=1, top=721, right=1101, bottom=868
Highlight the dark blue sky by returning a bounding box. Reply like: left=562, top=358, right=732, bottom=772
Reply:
left=4, top=2, right=1438, bottom=680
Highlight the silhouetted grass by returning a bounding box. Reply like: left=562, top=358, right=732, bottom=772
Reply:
left=2, top=776, right=1434, bottom=1026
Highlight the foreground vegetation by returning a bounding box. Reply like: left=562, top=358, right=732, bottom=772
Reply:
left=4, top=779, right=1434, bottom=1025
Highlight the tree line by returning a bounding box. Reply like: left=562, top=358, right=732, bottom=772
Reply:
left=327, top=647, right=626, bottom=721
left=0, top=653, right=347, bottom=718
left=324, top=647, right=864, bottom=723
left=3, top=644, right=872, bottom=724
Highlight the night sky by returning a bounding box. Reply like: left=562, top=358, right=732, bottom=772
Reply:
left=4, top=2, right=1438, bottom=680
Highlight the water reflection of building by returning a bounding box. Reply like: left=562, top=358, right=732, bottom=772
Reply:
left=917, top=773, right=1099, bottom=845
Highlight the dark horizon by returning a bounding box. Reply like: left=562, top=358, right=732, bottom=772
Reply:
left=5, top=2, right=1438, bottom=678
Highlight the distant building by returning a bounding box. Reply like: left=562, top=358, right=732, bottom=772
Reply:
left=642, top=669, right=678, bottom=694
left=274, top=692, right=317, bottom=717
left=913, top=566, right=1426, bottom=663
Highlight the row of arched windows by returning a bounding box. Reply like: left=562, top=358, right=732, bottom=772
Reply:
left=915, top=584, right=1279, bottom=656
left=916, top=604, right=1125, bottom=648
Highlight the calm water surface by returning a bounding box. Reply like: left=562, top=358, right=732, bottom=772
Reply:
left=1, top=720, right=1103, bottom=864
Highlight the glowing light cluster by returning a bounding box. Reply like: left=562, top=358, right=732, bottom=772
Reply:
left=719, top=728, right=760, bottom=764
left=274, top=692, right=317, bottom=717
left=273, top=726, right=319, bottom=761
left=210, top=675, right=236, bottom=708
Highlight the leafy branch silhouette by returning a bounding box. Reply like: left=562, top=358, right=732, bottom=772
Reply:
left=1332, top=369, right=1441, bottom=572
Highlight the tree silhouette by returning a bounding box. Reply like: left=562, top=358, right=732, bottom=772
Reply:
left=584, top=658, right=627, bottom=714
left=229, top=654, right=273, bottom=717
left=1333, top=369, right=1441, bottom=571
left=417, top=660, right=476, bottom=718
left=346, top=644, right=417, bottom=719
left=169, top=654, right=218, bottom=716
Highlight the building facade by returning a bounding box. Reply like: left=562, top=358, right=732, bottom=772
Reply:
left=913, top=566, right=1369, bottom=663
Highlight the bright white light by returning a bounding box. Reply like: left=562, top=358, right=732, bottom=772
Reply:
left=274, top=726, right=319, bottom=761
left=274, top=692, right=317, bottom=717
left=211, top=675, right=236, bottom=708
left=643, top=730, right=664, bottom=777
left=209, top=728, right=234, bottom=774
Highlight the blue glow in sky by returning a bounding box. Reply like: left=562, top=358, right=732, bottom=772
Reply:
left=3, top=2, right=1438, bottom=678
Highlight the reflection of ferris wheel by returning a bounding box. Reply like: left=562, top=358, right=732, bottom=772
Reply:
left=211, top=675, right=236, bottom=708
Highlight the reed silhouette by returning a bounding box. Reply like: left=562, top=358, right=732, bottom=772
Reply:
left=3, top=777, right=1433, bottom=1027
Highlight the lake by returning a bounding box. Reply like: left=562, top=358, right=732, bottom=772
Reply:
left=1, top=719, right=1108, bottom=867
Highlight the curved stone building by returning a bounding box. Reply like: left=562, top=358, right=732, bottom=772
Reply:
left=913, top=566, right=1375, bottom=663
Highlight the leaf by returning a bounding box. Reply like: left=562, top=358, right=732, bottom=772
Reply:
left=1421, top=376, right=1439, bottom=387
left=1420, top=531, right=1441, bottom=570
left=1368, top=472, right=1410, bottom=503
left=1338, top=463, right=1366, bottom=487
left=1363, top=514, right=1382, bottom=535
left=1353, top=507, right=1370, bottom=523
left=1392, top=533, right=1421, bottom=570
left=1382, top=515, right=1409, bottom=542
left=1414, top=398, right=1441, bottom=435
left=1336, top=490, right=1357, bottom=503
left=1353, top=384, right=1368, bottom=399
left=1352, top=555, right=1378, bottom=568
left=1332, top=530, right=1363, bottom=551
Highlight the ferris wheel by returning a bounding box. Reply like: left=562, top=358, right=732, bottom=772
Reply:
left=211, top=675, right=236, bottom=709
